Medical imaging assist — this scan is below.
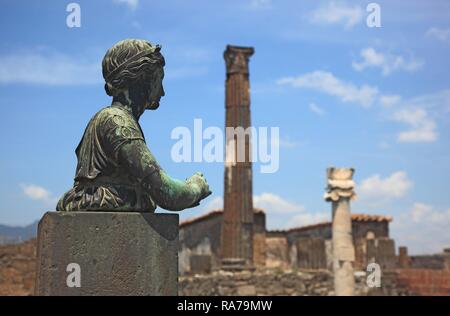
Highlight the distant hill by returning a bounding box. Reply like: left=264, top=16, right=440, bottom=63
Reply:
left=0, top=221, right=38, bottom=244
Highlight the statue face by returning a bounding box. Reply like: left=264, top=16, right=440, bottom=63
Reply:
left=145, top=67, right=165, bottom=110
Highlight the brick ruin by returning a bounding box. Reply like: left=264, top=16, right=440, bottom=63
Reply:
left=179, top=210, right=399, bottom=274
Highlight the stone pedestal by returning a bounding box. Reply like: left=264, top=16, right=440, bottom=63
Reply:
left=35, top=211, right=178, bottom=296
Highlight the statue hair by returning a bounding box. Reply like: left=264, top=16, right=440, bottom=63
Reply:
left=102, top=39, right=165, bottom=97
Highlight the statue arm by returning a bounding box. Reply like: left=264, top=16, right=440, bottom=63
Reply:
left=118, top=140, right=209, bottom=211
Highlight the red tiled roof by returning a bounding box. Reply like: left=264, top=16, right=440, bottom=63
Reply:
left=180, top=209, right=223, bottom=228
left=180, top=208, right=265, bottom=228
left=351, top=213, right=392, bottom=222
left=180, top=209, right=391, bottom=231
left=269, top=213, right=392, bottom=234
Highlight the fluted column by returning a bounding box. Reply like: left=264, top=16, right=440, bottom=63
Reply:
left=221, top=45, right=255, bottom=269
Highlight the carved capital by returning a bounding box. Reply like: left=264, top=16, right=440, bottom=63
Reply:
left=324, top=167, right=357, bottom=202
left=224, top=45, right=254, bottom=76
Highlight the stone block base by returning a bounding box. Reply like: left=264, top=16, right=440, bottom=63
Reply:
left=220, top=258, right=255, bottom=271
left=35, top=211, right=178, bottom=296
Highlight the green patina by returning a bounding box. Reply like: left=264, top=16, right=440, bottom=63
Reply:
left=57, top=39, right=211, bottom=213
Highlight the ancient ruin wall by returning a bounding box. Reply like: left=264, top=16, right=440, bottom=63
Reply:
left=179, top=269, right=410, bottom=296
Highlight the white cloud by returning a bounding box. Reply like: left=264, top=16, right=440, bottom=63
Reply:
left=278, top=71, right=379, bottom=108
left=379, top=94, right=402, bottom=107
left=426, top=27, right=450, bottom=42
left=309, top=102, right=326, bottom=115
left=278, top=71, right=446, bottom=143
left=113, top=0, right=139, bottom=11
left=0, top=44, right=213, bottom=85
left=199, top=193, right=329, bottom=232
left=287, top=212, right=329, bottom=228
left=391, top=107, right=438, bottom=143
left=0, top=52, right=101, bottom=85
left=254, top=193, right=329, bottom=229
left=411, top=202, right=433, bottom=223
left=406, top=89, right=450, bottom=114
left=352, top=47, right=423, bottom=76
left=254, top=193, right=303, bottom=213
left=310, top=1, right=364, bottom=29
left=199, top=192, right=304, bottom=214
left=21, top=184, right=57, bottom=205
left=358, top=171, right=413, bottom=206
left=382, top=89, right=449, bottom=143
left=392, top=203, right=450, bottom=254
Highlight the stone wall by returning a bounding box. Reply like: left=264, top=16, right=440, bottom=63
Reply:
left=352, top=221, right=389, bottom=240
left=179, top=210, right=266, bottom=274
left=179, top=211, right=222, bottom=275
left=366, top=238, right=397, bottom=270
left=396, top=269, right=450, bottom=295
left=266, top=234, right=395, bottom=272
left=265, top=237, right=289, bottom=269
left=266, top=219, right=391, bottom=271
left=295, top=238, right=327, bottom=270
left=179, top=269, right=409, bottom=296
left=410, top=254, right=450, bottom=270
left=0, top=239, right=36, bottom=296
left=253, top=211, right=266, bottom=267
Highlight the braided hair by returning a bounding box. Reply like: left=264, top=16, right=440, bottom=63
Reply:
left=102, top=39, right=165, bottom=97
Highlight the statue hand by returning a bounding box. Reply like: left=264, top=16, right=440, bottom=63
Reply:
left=187, top=172, right=212, bottom=204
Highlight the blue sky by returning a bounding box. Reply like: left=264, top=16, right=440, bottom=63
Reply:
left=0, top=0, right=449, bottom=254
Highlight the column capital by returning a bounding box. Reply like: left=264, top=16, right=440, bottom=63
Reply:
left=224, top=45, right=254, bottom=76
left=324, top=167, right=357, bottom=202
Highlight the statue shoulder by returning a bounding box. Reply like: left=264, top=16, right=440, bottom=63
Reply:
left=95, top=106, right=137, bottom=129
left=98, top=106, right=144, bottom=146
left=96, top=105, right=129, bottom=120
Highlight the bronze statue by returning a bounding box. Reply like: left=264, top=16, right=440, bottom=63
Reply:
left=57, top=39, right=211, bottom=212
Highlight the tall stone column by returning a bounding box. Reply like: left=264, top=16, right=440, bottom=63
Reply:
left=324, top=167, right=356, bottom=296
left=220, top=45, right=255, bottom=270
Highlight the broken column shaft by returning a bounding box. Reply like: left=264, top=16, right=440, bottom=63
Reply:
left=324, top=167, right=357, bottom=296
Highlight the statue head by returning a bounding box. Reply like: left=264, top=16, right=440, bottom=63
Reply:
left=102, top=39, right=165, bottom=116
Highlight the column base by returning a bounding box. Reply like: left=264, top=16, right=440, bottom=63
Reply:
left=220, top=258, right=255, bottom=272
